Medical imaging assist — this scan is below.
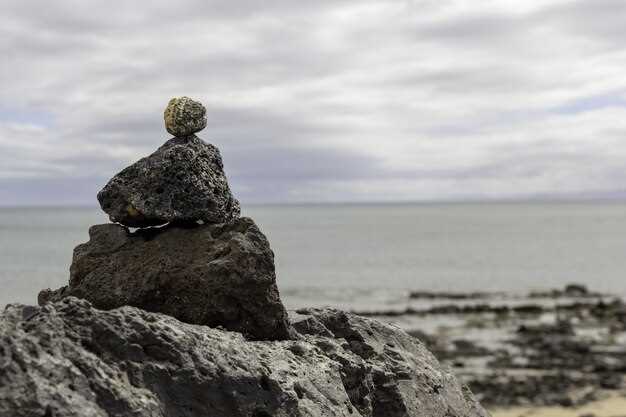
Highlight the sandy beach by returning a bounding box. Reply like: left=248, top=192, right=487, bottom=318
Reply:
left=491, top=393, right=626, bottom=417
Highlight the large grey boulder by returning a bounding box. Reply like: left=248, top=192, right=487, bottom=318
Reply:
left=97, top=135, right=240, bottom=227
left=38, top=217, right=290, bottom=341
left=0, top=297, right=490, bottom=417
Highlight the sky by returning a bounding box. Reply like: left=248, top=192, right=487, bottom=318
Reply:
left=1, top=0, right=626, bottom=206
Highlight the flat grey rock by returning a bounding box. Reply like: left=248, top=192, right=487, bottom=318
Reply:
left=39, top=217, right=290, bottom=341
left=97, top=135, right=240, bottom=227
left=0, top=297, right=489, bottom=417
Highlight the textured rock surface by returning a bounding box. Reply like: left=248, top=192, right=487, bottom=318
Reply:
left=164, top=96, right=207, bottom=136
left=0, top=298, right=490, bottom=417
left=97, top=135, right=240, bottom=227
left=38, top=217, right=290, bottom=341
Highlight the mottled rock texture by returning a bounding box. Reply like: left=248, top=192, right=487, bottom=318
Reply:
left=38, top=217, right=290, bottom=341
left=97, top=135, right=240, bottom=227
left=164, top=96, right=207, bottom=137
left=0, top=297, right=489, bottom=417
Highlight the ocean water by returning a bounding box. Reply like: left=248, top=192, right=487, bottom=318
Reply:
left=2, top=202, right=626, bottom=310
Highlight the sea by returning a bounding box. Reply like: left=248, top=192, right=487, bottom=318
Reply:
left=2, top=202, right=626, bottom=310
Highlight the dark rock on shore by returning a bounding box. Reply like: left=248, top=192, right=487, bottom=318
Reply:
left=468, top=372, right=599, bottom=408
left=409, top=290, right=503, bottom=300
left=97, top=135, right=240, bottom=227
left=528, top=284, right=602, bottom=299
left=409, top=284, right=602, bottom=303
left=354, top=302, right=547, bottom=317
left=0, top=298, right=489, bottom=417
left=39, top=217, right=290, bottom=341
left=366, top=285, right=626, bottom=408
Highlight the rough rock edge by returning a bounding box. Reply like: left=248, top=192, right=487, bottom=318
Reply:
left=97, top=135, right=240, bottom=227
left=38, top=217, right=291, bottom=341
left=0, top=298, right=489, bottom=417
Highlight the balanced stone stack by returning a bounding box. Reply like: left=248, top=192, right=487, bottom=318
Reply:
left=39, top=97, right=290, bottom=341
left=11, top=98, right=491, bottom=417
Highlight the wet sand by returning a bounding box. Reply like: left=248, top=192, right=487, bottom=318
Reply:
left=491, top=393, right=626, bottom=417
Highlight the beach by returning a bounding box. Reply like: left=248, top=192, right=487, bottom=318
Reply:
left=492, top=393, right=626, bottom=417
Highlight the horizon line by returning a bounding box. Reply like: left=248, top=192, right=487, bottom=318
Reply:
left=2, top=195, right=626, bottom=210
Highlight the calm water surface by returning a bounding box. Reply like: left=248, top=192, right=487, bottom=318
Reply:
left=1, top=202, right=625, bottom=309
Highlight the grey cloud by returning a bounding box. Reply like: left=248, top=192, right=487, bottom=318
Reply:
left=387, top=67, right=533, bottom=95
left=417, top=13, right=525, bottom=44
left=227, top=146, right=380, bottom=182
left=538, top=0, right=626, bottom=46
left=1, top=0, right=626, bottom=205
left=227, top=145, right=382, bottom=203
left=415, top=0, right=626, bottom=51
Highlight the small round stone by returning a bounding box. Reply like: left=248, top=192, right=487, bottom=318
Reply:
left=164, top=96, right=207, bottom=137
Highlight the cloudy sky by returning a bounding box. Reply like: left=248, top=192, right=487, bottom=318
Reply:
left=1, top=0, right=626, bottom=206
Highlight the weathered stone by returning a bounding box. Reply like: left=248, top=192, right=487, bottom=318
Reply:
left=293, top=308, right=490, bottom=417
left=0, top=297, right=489, bottom=417
left=164, top=96, right=207, bottom=136
left=97, top=135, right=240, bottom=227
left=39, top=217, right=290, bottom=341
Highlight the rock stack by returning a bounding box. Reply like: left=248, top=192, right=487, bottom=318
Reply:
left=0, top=98, right=489, bottom=417
left=38, top=97, right=290, bottom=341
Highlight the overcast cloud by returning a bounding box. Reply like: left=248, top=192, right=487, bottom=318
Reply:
left=2, top=0, right=626, bottom=205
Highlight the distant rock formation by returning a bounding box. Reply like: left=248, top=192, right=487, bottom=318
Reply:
left=0, top=298, right=489, bottom=417
left=24, top=97, right=489, bottom=416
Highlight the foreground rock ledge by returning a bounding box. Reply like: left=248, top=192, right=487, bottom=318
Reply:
left=0, top=298, right=489, bottom=417
left=39, top=217, right=290, bottom=341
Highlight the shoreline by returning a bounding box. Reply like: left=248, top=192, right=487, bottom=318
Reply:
left=491, top=391, right=626, bottom=417
left=360, top=284, right=626, bottom=410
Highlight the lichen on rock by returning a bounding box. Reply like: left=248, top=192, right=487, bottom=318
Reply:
left=164, top=96, right=207, bottom=137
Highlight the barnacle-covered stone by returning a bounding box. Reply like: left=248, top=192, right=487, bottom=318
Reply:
left=164, top=96, right=207, bottom=137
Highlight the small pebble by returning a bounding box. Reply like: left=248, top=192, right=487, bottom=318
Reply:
left=164, top=96, right=207, bottom=136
